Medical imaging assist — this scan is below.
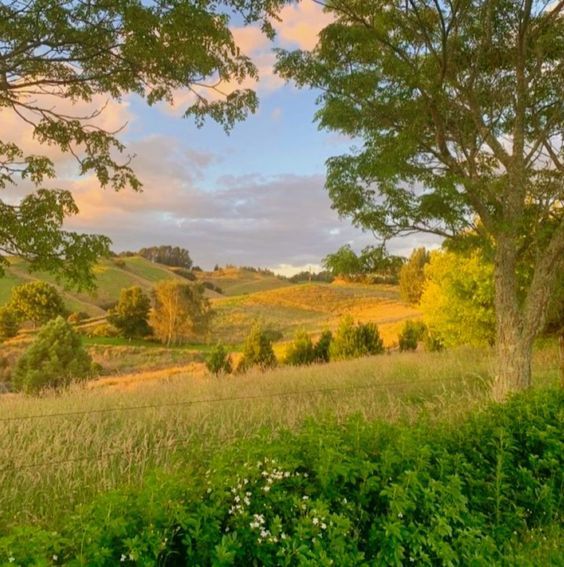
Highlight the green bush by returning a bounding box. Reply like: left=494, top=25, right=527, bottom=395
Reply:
left=9, top=281, right=67, bottom=327
left=330, top=315, right=384, bottom=360
left=313, top=330, right=332, bottom=363
left=0, top=306, right=20, bottom=342
left=87, top=322, right=120, bottom=338
left=285, top=329, right=315, bottom=366
left=398, top=320, right=427, bottom=351
left=0, top=388, right=560, bottom=564
left=238, top=323, right=277, bottom=372
left=206, top=342, right=232, bottom=376
left=107, top=286, right=152, bottom=339
left=423, top=328, right=445, bottom=352
left=12, top=317, right=95, bottom=393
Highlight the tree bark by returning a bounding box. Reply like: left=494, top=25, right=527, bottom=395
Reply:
left=493, top=235, right=533, bottom=400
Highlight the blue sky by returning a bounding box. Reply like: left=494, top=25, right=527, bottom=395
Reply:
left=15, top=1, right=440, bottom=275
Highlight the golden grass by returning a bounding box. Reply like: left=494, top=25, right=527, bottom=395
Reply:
left=0, top=343, right=559, bottom=529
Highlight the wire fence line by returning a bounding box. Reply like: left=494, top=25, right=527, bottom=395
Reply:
left=0, top=376, right=477, bottom=424
left=0, top=376, right=485, bottom=473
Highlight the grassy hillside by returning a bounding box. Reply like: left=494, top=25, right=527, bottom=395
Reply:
left=0, top=256, right=191, bottom=316
left=210, top=281, right=421, bottom=346
left=195, top=266, right=293, bottom=296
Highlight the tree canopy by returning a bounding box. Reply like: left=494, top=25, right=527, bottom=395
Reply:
left=277, top=0, right=563, bottom=396
left=1, top=0, right=288, bottom=288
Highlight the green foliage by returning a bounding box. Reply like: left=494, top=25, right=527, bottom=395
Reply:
left=150, top=281, right=212, bottom=346
left=238, top=323, right=277, bottom=372
left=86, top=323, right=120, bottom=339
left=12, top=317, right=94, bottom=393
left=138, top=246, right=192, bottom=269
left=206, top=342, right=232, bottom=376
left=398, top=320, right=427, bottom=352
left=0, top=387, right=561, bottom=564
left=107, top=286, right=152, bottom=339
left=330, top=315, right=384, bottom=360
left=0, top=306, right=19, bottom=342
left=1, top=0, right=288, bottom=287
left=420, top=250, right=495, bottom=348
left=285, top=329, right=315, bottom=366
left=9, top=281, right=67, bottom=327
left=323, top=245, right=403, bottom=282
left=399, top=248, right=430, bottom=304
left=313, top=330, right=333, bottom=363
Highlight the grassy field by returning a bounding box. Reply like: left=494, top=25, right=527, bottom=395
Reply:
left=0, top=342, right=559, bottom=530
left=195, top=266, right=293, bottom=296
left=210, top=282, right=421, bottom=345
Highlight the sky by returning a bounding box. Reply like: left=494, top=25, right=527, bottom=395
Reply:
left=9, top=1, right=441, bottom=276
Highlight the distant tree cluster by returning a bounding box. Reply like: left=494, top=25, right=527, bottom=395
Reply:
left=323, top=245, right=404, bottom=283
left=138, top=246, right=193, bottom=269
left=289, top=271, right=334, bottom=284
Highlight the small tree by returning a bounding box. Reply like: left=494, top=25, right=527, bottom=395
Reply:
left=12, top=317, right=94, bottom=394
left=0, top=307, right=19, bottom=342
left=238, top=323, right=277, bottom=372
left=107, top=286, right=152, bottom=339
left=330, top=315, right=384, bottom=361
left=399, top=248, right=430, bottom=305
left=285, top=329, right=315, bottom=366
left=150, top=281, right=212, bottom=346
left=206, top=342, right=232, bottom=376
left=9, top=281, right=67, bottom=327
left=398, top=320, right=427, bottom=352
left=313, top=330, right=333, bottom=363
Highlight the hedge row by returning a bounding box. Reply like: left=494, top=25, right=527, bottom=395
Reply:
left=1, top=388, right=562, bottom=566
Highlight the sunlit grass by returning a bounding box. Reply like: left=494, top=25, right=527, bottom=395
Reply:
left=0, top=342, right=558, bottom=530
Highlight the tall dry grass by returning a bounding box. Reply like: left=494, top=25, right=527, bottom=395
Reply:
left=0, top=343, right=559, bottom=529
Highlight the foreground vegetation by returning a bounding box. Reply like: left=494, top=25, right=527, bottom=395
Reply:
left=0, top=377, right=561, bottom=564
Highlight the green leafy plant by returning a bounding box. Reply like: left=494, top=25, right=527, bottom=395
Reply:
left=0, top=306, right=19, bottom=342
left=107, top=286, right=152, bottom=339
left=206, top=342, right=232, bottom=376
left=398, top=320, right=427, bottom=352
left=330, top=315, right=384, bottom=360
left=238, top=322, right=277, bottom=372
left=285, top=329, right=315, bottom=366
left=313, top=330, right=332, bottom=363
left=9, top=281, right=67, bottom=328
left=12, top=316, right=95, bottom=393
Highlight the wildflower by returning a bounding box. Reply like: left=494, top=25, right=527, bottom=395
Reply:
left=52, top=556, right=58, bottom=562
left=206, top=488, right=212, bottom=494
left=312, top=518, right=319, bottom=525
left=304, top=473, right=309, bottom=478
left=244, top=497, right=251, bottom=505
left=234, top=495, right=240, bottom=503
left=263, top=485, right=271, bottom=493
left=281, top=533, right=287, bottom=540
left=321, top=523, right=327, bottom=530
left=120, top=555, right=127, bottom=563
left=8, top=558, right=15, bottom=564
left=302, top=495, right=309, bottom=500
left=398, top=512, right=403, bottom=519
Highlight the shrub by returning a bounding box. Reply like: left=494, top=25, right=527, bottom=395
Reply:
left=398, top=320, right=427, bottom=352
left=313, top=330, right=332, bottom=363
left=238, top=323, right=277, bottom=372
left=87, top=322, right=120, bottom=338
left=330, top=315, right=384, bottom=360
left=12, top=317, right=95, bottom=393
left=423, top=329, right=445, bottom=352
left=285, top=329, right=315, bottom=366
left=107, top=286, right=152, bottom=339
left=172, top=268, right=197, bottom=281
left=0, top=306, right=20, bottom=342
left=0, top=388, right=560, bottom=564
left=9, top=281, right=67, bottom=327
left=206, top=342, right=232, bottom=376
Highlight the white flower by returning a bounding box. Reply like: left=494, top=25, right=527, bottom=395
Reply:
left=284, top=471, right=291, bottom=478
left=304, top=473, right=309, bottom=478
left=263, top=485, right=271, bottom=492
left=244, top=497, right=251, bottom=505
left=8, top=558, right=15, bottom=564
left=234, top=495, right=240, bottom=503
left=206, top=488, right=212, bottom=494
left=312, top=518, right=319, bottom=525
left=321, top=523, right=327, bottom=530
left=302, top=495, right=309, bottom=500
left=120, top=555, right=127, bottom=563
left=398, top=512, right=403, bottom=519
left=281, top=533, right=287, bottom=540
left=52, top=556, right=58, bottom=562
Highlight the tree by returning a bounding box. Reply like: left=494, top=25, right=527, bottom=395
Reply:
left=138, top=246, right=193, bottom=269
left=398, top=320, right=427, bottom=352
left=323, top=244, right=403, bottom=281
left=330, top=315, right=384, bottom=360
left=206, top=342, right=233, bottom=376
left=12, top=316, right=94, bottom=394
left=0, top=0, right=288, bottom=288
left=399, top=248, right=431, bottom=304
left=107, top=286, right=152, bottom=339
left=323, top=245, right=363, bottom=279
left=238, top=322, right=277, bottom=372
left=150, top=280, right=212, bottom=346
left=0, top=306, right=19, bottom=342
left=285, top=329, right=316, bottom=366
left=420, top=250, right=496, bottom=348
left=277, top=1, right=564, bottom=397
left=9, top=281, right=67, bottom=327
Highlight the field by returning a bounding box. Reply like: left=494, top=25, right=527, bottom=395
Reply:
left=1, top=343, right=560, bottom=529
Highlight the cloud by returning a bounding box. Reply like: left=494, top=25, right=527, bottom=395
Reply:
left=276, top=1, right=334, bottom=50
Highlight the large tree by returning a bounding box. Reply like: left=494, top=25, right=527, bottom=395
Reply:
left=0, top=0, right=287, bottom=289
left=277, top=0, right=563, bottom=398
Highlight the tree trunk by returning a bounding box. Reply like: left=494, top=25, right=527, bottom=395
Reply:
left=492, top=236, right=532, bottom=400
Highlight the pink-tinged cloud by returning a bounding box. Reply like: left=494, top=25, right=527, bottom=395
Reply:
left=276, top=1, right=333, bottom=50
